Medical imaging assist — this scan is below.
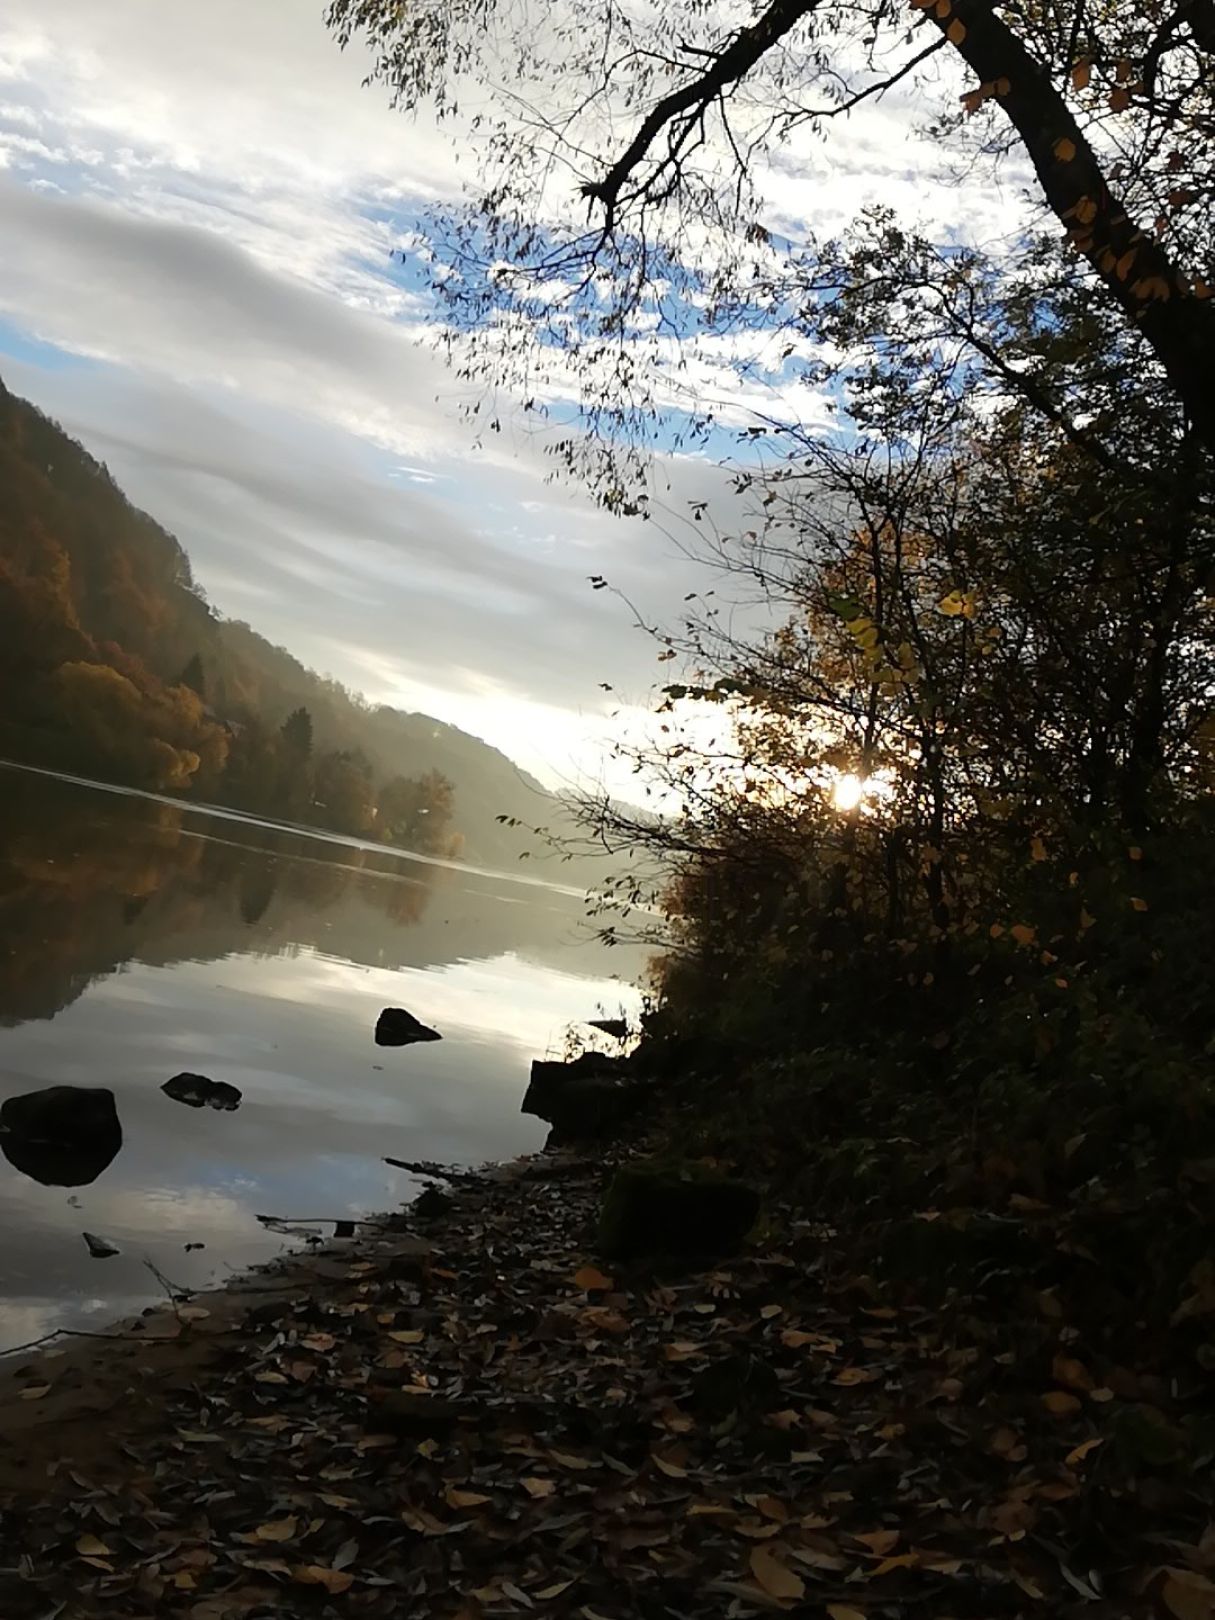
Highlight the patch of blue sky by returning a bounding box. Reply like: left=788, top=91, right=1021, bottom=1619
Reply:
left=0, top=313, right=89, bottom=375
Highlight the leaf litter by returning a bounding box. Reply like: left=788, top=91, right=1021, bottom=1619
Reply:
left=0, top=1151, right=1211, bottom=1616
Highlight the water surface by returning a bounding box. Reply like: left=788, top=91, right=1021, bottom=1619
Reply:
left=0, top=765, right=643, bottom=1350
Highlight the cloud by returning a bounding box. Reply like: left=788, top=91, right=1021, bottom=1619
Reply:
left=0, top=0, right=1018, bottom=796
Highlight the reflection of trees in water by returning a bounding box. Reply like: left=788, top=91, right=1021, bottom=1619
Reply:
left=238, top=860, right=279, bottom=926
left=0, top=771, right=636, bottom=1030
left=0, top=774, right=439, bottom=1024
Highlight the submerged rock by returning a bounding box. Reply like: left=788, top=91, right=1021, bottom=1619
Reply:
left=376, top=1007, right=442, bottom=1047
left=162, top=1072, right=242, bottom=1111
left=598, top=1161, right=760, bottom=1260
left=0, top=1086, right=122, bottom=1188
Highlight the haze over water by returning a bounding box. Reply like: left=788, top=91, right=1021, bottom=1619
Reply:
left=0, top=765, right=644, bottom=1351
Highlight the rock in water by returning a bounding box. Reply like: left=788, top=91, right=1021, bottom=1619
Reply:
left=162, top=1072, right=242, bottom=1111
left=598, top=1161, right=760, bottom=1260
left=522, top=1052, right=647, bottom=1142
left=376, top=1007, right=442, bottom=1047
left=82, top=1231, right=120, bottom=1259
left=0, top=1086, right=122, bottom=1187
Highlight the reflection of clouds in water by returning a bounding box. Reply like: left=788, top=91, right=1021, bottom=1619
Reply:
left=0, top=781, right=648, bottom=1349
left=92, top=947, right=639, bottom=1091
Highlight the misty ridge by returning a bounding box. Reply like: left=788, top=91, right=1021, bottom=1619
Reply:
left=0, top=374, right=609, bottom=875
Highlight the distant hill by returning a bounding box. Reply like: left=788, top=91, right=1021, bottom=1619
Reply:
left=0, top=374, right=595, bottom=872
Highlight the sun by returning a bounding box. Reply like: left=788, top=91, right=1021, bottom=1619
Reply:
left=831, top=772, right=867, bottom=812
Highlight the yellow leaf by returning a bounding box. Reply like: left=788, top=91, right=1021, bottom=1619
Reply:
left=853, top=1529, right=899, bottom=1556
left=1010, top=923, right=1036, bottom=945
left=749, top=1545, right=805, bottom=1601
left=573, top=1265, right=613, bottom=1292
left=1040, top=1390, right=1082, bottom=1417
left=1030, top=836, right=1047, bottom=862
left=1065, top=1437, right=1104, bottom=1466
left=1072, top=59, right=1091, bottom=89
left=873, top=1553, right=921, bottom=1575
left=1163, top=1569, right=1215, bottom=1620
left=1131, top=896, right=1149, bottom=912
left=989, top=923, right=1005, bottom=938
left=652, top=1451, right=688, bottom=1478
left=521, top=1476, right=556, bottom=1499
left=833, top=1366, right=880, bottom=1387
left=253, top=1517, right=299, bottom=1543
left=1054, top=137, right=1077, bottom=162
left=1128, top=845, right=1143, bottom=861
left=827, top=1607, right=868, bottom=1620
left=1052, top=1353, right=1094, bottom=1392
left=445, top=1486, right=491, bottom=1509
left=388, top=1329, right=425, bottom=1344
left=76, top=1534, right=112, bottom=1557
left=780, top=1329, right=818, bottom=1349
left=947, top=17, right=966, bottom=43
left=293, top=1565, right=355, bottom=1594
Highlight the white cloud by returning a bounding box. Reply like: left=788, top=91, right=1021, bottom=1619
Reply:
left=0, top=0, right=1020, bottom=795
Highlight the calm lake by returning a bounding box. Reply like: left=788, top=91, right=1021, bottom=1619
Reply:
left=0, top=764, right=645, bottom=1352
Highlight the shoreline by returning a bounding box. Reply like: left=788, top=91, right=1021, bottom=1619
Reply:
left=3, top=1103, right=1204, bottom=1618
left=0, top=1148, right=565, bottom=1491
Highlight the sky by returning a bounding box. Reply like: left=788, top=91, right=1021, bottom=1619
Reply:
left=0, top=0, right=1026, bottom=796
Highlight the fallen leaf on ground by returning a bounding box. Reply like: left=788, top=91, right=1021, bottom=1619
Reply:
left=749, top=1544, right=805, bottom=1601
left=1041, top=1390, right=1082, bottom=1417
left=76, top=1534, right=111, bottom=1557
left=1162, top=1568, right=1215, bottom=1620
left=573, top=1265, right=613, bottom=1292
left=446, top=1487, right=491, bottom=1508
left=853, top=1530, right=899, bottom=1556
left=522, top=1476, right=556, bottom=1499
left=253, top=1517, right=298, bottom=1543
left=1066, top=1436, right=1104, bottom=1466
left=293, top=1565, right=355, bottom=1594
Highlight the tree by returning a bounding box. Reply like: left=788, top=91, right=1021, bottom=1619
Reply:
left=329, top=0, right=1215, bottom=455
left=312, top=750, right=377, bottom=838
left=280, top=706, right=314, bottom=759
left=378, top=770, right=457, bottom=854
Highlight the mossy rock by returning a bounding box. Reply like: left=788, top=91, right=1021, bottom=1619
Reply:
left=598, top=1160, right=760, bottom=1261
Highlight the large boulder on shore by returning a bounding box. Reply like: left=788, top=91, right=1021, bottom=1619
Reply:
left=376, top=1007, right=442, bottom=1047
left=162, top=1072, right=242, bottom=1111
left=0, top=1086, right=122, bottom=1187
left=598, top=1161, right=760, bottom=1260
left=522, top=1052, right=646, bottom=1142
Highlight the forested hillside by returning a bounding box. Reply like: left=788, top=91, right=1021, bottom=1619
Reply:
left=0, top=377, right=560, bottom=867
